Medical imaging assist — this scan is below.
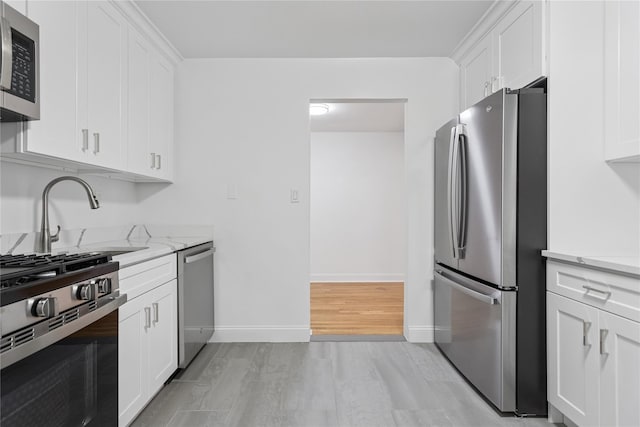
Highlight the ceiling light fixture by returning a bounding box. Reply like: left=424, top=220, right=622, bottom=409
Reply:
left=309, top=103, right=330, bottom=116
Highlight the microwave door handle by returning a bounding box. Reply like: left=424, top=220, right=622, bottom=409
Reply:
left=447, top=126, right=458, bottom=259
left=456, top=125, right=468, bottom=256
left=0, top=17, right=13, bottom=90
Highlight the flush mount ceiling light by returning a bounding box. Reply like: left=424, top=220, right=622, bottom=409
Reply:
left=309, top=103, right=330, bottom=116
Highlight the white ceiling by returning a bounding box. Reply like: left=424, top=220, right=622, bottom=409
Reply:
left=310, top=102, right=405, bottom=132
left=135, top=0, right=493, bottom=58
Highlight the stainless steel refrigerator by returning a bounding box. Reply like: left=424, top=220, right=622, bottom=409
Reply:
left=433, top=88, right=547, bottom=416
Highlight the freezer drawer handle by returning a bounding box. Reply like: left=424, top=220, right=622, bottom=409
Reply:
left=435, top=270, right=498, bottom=305
left=184, top=248, right=215, bottom=264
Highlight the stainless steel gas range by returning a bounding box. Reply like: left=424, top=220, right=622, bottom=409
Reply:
left=0, top=252, right=126, bottom=426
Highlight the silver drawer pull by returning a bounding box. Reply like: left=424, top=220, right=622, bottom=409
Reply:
left=144, top=306, right=151, bottom=329
left=156, top=154, right=161, bottom=170
left=582, top=285, right=611, bottom=298
left=82, top=129, right=89, bottom=151
left=93, top=133, right=100, bottom=154
left=600, top=329, right=608, bottom=355
left=150, top=152, right=156, bottom=169
left=583, top=321, right=591, bottom=346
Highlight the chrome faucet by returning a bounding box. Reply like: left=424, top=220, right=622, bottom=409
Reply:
left=39, top=176, right=100, bottom=253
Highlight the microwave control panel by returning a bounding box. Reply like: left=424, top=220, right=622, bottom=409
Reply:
left=7, top=29, right=36, bottom=103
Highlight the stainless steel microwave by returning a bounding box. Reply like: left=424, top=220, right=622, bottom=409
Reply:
left=1, top=1, right=39, bottom=121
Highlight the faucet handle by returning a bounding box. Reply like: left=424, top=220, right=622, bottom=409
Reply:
left=51, top=225, right=61, bottom=243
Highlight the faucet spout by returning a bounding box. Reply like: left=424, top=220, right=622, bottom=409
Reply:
left=39, top=176, right=101, bottom=253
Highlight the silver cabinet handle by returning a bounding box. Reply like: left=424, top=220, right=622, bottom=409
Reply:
left=435, top=270, right=498, bottom=305
left=0, top=17, right=13, bottom=90
left=582, top=285, right=611, bottom=298
left=152, top=302, right=159, bottom=323
left=491, top=76, right=499, bottom=92
left=150, top=152, right=156, bottom=169
left=156, top=154, right=161, bottom=170
left=93, top=133, right=100, bottom=154
left=82, top=129, right=89, bottom=152
left=483, top=81, right=490, bottom=97
left=583, top=321, right=592, bottom=346
left=144, top=306, right=151, bottom=329
left=600, top=329, right=608, bottom=355
left=185, top=249, right=215, bottom=264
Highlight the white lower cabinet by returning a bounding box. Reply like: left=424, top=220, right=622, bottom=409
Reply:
left=547, top=268, right=640, bottom=427
left=119, top=278, right=177, bottom=427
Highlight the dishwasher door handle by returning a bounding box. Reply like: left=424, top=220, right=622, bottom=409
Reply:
left=184, top=248, right=215, bottom=264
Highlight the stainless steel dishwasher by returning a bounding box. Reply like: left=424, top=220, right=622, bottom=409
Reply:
left=177, top=242, right=215, bottom=369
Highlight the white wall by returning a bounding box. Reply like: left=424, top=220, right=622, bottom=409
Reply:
left=310, top=131, right=405, bottom=282
left=548, top=2, right=640, bottom=255
left=137, top=58, right=459, bottom=342
left=0, top=160, right=139, bottom=235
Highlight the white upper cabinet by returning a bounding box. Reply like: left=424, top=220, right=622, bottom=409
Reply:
left=23, top=1, right=85, bottom=163
left=2, top=0, right=178, bottom=181
left=148, top=55, right=174, bottom=181
left=493, top=0, right=543, bottom=92
left=455, top=0, right=546, bottom=110
left=604, top=0, right=640, bottom=162
left=127, top=30, right=175, bottom=181
left=459, top=35, right=493, bottom=109
left=84, top=1, right=127, bottom=169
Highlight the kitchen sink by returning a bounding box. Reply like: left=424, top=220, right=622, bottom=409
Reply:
left=87, top=247, right=149, bottom=257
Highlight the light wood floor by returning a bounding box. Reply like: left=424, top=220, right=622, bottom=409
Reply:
left=310, top=282, right=404, bottom=335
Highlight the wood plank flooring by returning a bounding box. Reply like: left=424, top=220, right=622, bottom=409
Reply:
left=310, top=282, right=404, bottom=335
left=131, top=342, right=555, bottom=427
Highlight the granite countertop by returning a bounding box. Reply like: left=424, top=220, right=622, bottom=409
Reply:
left=542, top=250, right=640, bottom=277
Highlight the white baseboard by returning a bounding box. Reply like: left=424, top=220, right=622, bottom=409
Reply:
left=209, top=326, right=311, bottom=342
left=406, top=325, right=435, bottom=343
left=310, top=273, right=405, bottom=282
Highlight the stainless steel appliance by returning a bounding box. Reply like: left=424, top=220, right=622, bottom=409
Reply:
left=0, top=1, right=39, bottom=121
left=433, top=87, right=547, bottom=415
left=177, top=242, right=215, bottom=369
left=0, top=252, right=126, bottom=425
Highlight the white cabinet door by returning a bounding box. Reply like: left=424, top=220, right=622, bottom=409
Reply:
left=24, top=1, right=85, bottom=162
left=493, top=0, right=543, bottom=91
left=547, top=292, right=599, bottom=427
left=604, top=0, right=640, bottom=162
left=147, top=279, right=178, bottom=394
left=599, top=310, right=640, bottom=427
left=118, top=294, right=149, bottom=427
left=149, top=54, right=174, bottom=180
left=85, top=1, right=126, bottom=169
left=460, top=34, right=493, bottom=109
left=127, top=30, right=152, bottom=175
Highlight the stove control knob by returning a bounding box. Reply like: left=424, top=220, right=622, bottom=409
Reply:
left=31, top=297, right=58, bottom=318
left=95, top=278, right=111, bottom=294
left=76, top=283, right=96, bottom=301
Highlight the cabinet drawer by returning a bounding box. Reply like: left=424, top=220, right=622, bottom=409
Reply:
left=547, top=260, right=640, bottom=322
left=119, top=254, right=177, bottom=300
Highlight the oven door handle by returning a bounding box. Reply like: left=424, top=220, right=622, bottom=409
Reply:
left=0, top=292, right=127, bottom=370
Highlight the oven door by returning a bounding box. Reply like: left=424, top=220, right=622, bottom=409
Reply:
left=1, top=303, right=121, bottom=426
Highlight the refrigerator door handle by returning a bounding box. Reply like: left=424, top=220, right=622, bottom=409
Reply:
left=456, top=124, right=468, bottom=257
left=447, top=126, right=458, bottom=259
left=435, top=270, right=498, bottom=305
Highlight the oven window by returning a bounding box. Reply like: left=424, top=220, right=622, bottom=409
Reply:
left=0, top=311, right=118, bottom=427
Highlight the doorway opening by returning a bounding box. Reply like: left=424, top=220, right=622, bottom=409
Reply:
left=309, top=99, right=406, bottom=339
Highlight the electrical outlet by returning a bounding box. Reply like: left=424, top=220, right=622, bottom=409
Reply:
left=290, top=189, right=299, bottom=203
